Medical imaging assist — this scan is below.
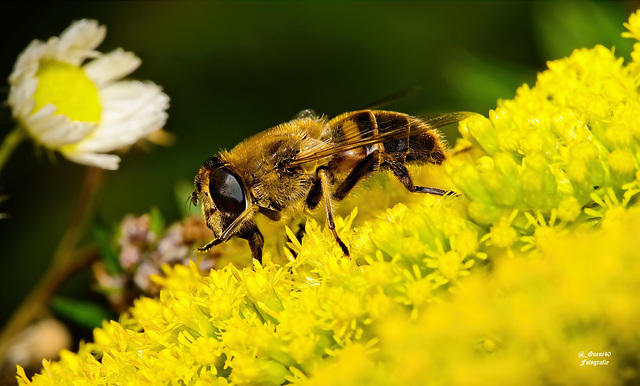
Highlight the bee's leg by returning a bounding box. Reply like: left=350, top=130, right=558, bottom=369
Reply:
left=258, top=206, right=281, bottom=221
left=237, top=220, right=264, bottom=263
left=332, top=150, right=380, bottom=201
left=197, top=238, right=222, bottom=253
left=307, top=152, right=378, bottom=209
left=317, top=169, right=350, bottom=257
left=306, top=178, right=323, bottom=210
left=387, top=157, right=457, bottom=197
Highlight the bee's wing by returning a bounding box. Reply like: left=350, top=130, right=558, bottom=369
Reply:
left=286, top=111, right=473, bottom=167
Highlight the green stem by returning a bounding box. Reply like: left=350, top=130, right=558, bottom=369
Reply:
left=52, top=167, right=104, bottom=266
left=0, top=126, right=27, bottom=176
left=0, top=167, right=104, bottom=362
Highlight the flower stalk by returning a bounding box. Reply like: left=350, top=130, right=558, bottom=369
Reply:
left=0, top=168, right=103, bottom=360
left=0, top=126, right=27, bottom=176
left=2, top=17, right=170, bottom=380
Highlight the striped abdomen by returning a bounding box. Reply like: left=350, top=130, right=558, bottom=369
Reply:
left=327, top=110, right=446, bottom=172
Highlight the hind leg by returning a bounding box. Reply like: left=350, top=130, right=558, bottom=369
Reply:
left=386, top=157, right=457, bottom=196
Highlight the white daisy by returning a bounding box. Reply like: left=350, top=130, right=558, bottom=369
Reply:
left=7, top=19, right=170, bottom=170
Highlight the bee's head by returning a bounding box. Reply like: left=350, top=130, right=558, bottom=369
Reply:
left=194, top=156, right=250, bottom=240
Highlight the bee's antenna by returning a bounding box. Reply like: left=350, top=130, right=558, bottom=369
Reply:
left=184, top=196, right=192, bottom=214
left=185, top=191, right=198, bottom=213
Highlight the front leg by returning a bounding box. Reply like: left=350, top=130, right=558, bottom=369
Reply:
left=197, top=238, right=222, bottom=253
left=237, top=220, right=264, bottom=263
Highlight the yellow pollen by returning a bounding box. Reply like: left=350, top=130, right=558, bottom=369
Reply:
left=33, top=60, right=101, bottom=122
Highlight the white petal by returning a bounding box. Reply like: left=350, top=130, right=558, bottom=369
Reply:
left=74, top=81, right=169, bottom=153
left=38, top=120, right=96, bottom=148
left=59, top=19, right=105, bottom=52
left=84, top=49, right=141, bottom=87
left=8, top=40, right=45, bottom=84
left=24, top=103, right=58, bottom=128
left=24, top=104, right=97, bottom=148
left=52, top=20, right=104, bottom=66
left=62, top=151, right=121, bottom=170
left=8, top=77, right=38, bottom=119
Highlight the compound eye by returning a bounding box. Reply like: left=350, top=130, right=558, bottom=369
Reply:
left=209, top=167, right=246, bottom=217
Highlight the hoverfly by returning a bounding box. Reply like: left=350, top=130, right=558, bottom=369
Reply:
left=191, top=109, right=471, bottom=262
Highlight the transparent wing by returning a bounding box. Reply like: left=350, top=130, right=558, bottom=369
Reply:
left=286, top=111, right=474, bottom=167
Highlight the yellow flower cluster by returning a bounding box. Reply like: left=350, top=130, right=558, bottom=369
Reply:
left=448, top=17, right=640, bottom=253
left=304, top=208, right=640, bottom=385
left=18, top=11, right=640, bottom=386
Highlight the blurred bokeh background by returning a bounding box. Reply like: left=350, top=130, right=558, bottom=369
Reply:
left=0, top=0, right=636, bottom=370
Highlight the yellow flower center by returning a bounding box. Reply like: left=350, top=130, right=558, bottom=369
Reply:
left=33, top=60, right=101, bottom=122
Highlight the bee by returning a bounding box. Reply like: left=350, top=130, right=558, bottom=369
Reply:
left=191, top=109, right=471, bottom=262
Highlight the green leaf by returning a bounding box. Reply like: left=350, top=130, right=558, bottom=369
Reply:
left=51, top=296, right=114, bottom=329
left=149, top=206, right=165, bottom=238
left=444, top=52, right=534, bottom=113
left=175, top=178, right=200, bottom=218
left=93, top=215, right=122, bottom=275
left=533, top=2, right=632, bottom=60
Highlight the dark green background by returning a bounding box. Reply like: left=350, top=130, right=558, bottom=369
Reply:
left=0, top=1, right=635, bottom=332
